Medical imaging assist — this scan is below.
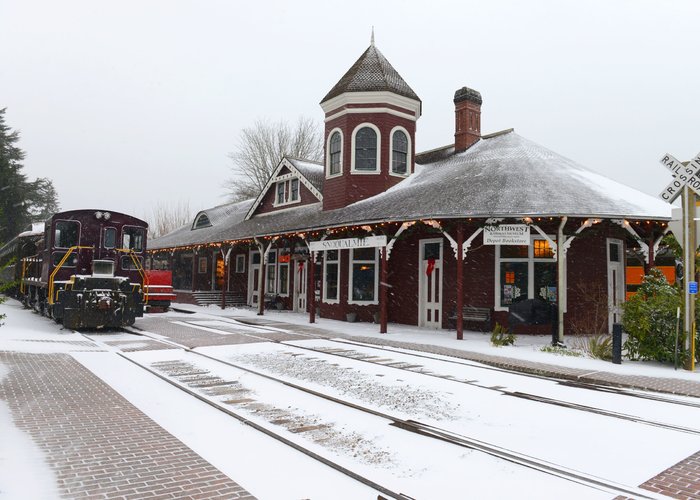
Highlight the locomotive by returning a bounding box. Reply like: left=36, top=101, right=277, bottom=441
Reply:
left=0, top=209, right=148, bottom=330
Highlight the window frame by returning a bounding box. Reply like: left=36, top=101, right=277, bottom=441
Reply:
left=278, top=259, right=290, bottom=297
left=323, top=249, right=340, bottom=304
left=121, top=225, right=146, bottom=253
left=53, top=219, right=81, bottom=249
left=198, top=256, right=208, bottom=274
left=348, top=247, right=379, bottom=305
left=389, top=126, right=411, bottom=177
left=326, top=129, right=343, bottom=178
left=235, top=254, right=245, bottom=273
left=494, top=235, right=557, bottom=311
left=272, top=177, right=302, bottom=207
left=103, top=226, right=117, bottom=249
left=351, top=123, right=381, bottom=174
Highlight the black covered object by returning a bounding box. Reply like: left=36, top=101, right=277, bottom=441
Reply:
left=508, top=298, right=556, bottom=326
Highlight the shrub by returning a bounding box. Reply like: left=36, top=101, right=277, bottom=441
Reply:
left=571, top=334, right=613, bottom=360
left=491, top=323, right=515, bottom=347
left=622, top=268, right=683, bottom=363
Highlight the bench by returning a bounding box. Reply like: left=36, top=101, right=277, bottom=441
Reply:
left=449, top=306, right=492, bottom=331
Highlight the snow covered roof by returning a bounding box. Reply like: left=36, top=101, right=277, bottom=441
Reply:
left=149, top=130, right=670, bottom=251
left=320, top=44, right=420, bottom=104
left=287, top=157, right=324, bottom=192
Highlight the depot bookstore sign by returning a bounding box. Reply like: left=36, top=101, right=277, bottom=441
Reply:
left=308, top=235, right=387, bottom=252
left=483, top=224, right=530, bottom=245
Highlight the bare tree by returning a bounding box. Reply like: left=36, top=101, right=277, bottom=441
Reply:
left=226, top=117, right=323, bottom=201
left=146, top=200, right=192, bottom=239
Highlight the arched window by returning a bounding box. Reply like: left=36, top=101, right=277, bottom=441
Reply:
left=329, top=132, right=341, bottom=175
left=192, top=213, right=211, bottom=230
left=391, top=130, right=408, bottom=175
left=354, top=127, right=377, bottom=171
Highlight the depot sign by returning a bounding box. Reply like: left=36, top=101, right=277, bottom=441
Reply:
left=483, top=224, right=530, bottom=245
left=308, top=235, right=387, bottom=252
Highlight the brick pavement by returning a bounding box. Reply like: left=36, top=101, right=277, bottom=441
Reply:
left=0, top=352, right=256, bottom=499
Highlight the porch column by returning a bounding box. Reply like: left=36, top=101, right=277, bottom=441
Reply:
left=646, top=236, right=655, bottom=274
left=556, top=217, right=567, bottom=344
left=456, top=223, right=464, bottom=340
left=191, top=248, right=198, bottom=292
left=255, top=239, right=267, bottom=316
left=309, top=252, right=316, bottom=324
left=221, top=247, right=229, bottom=310
left=380, top=247, right=388, bottom=333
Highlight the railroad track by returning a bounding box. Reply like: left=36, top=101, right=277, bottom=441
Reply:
left=81, top=325, right=670, bottom=499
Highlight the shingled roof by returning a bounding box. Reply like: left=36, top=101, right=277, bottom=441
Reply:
left=320, top=44, right=420, bottom=103
left=149, top=131, right=671, bottom=251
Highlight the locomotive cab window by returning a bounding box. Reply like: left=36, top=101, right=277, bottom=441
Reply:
left=121, top=255, right=144, bottom=270
left=122, top=226, right=145, bottom=252
left=52, top=251, right=78, bottom=267
left=103, top=227, right=117, bottom=249
left=54, top=220, right=80, bottom=249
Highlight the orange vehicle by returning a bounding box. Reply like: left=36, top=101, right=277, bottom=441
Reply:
left=625, top=266, right=676, bottom=300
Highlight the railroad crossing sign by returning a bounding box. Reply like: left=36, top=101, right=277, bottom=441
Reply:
left=659, top=152, right=700, bottom=203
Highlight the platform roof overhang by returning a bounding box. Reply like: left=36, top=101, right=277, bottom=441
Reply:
left=149, top=131, right=671, bottom=252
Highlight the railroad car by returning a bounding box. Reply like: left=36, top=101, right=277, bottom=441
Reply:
left=0, top=209, right=148, bottom=329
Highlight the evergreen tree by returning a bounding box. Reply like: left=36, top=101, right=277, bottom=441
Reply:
left=0, top=108, right=30, bottom=242
left=0, top=108, right=60, bottom=241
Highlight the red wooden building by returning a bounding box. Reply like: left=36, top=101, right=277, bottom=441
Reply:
left=148, top=41, right=671, bottom=340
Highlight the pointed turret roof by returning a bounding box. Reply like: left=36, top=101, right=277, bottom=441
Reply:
left=320, top=44, right=420, bottom=103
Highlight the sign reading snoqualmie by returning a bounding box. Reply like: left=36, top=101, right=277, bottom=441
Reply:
left=308, top=235, right=387, bottom=252
left=483, top=224, right=530, bottom=245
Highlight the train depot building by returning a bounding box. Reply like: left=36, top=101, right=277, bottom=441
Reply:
left=148, top=42, right=671, bottom=340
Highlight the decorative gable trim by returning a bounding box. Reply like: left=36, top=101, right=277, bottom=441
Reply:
left=244, top=157, right=324, bottom=220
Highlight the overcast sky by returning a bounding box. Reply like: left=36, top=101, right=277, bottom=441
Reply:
left=1, top=0, right=698, bottom=223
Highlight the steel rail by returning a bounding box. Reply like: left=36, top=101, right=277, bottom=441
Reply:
left=115, top=327, right=666, bottom=499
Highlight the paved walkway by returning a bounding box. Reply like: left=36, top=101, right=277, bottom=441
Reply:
left=0, top=351, right=255, bottom=500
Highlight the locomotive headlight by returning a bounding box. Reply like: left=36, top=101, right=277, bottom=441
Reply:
left=103, top=212, right=111, bottom=220
left=95, top=211, right=103, bottom=219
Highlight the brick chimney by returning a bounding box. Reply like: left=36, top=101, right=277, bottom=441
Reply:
left=454, top=87, right=482, bottom=152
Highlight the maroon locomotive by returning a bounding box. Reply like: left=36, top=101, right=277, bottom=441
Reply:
left=1, top=209, right=148, bottom=329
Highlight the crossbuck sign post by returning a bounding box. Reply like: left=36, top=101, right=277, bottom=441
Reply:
left=659, top=152, right=700, bottom=370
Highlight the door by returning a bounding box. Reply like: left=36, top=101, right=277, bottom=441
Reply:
left=419, top=239, right=443, bottom=329
left=293, top=260, right=307, bottom=312
left=248, top=250, right=260, bottom=306
left=607, top=239, right=625, bottom=332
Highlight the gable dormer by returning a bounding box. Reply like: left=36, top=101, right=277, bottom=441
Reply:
left=320, top=41, right=421, bottom=211
left=245, top=157, right=323, bottom=219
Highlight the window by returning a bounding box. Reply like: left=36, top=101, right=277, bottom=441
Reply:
left=391, top=129, right=408, bottom=175
left=103, top=227, right=116, bottom=249
left=354, top=126, right=377, bottom=171
left=278, top=261, right=289, bottom=296
left=52, top=251, right=78, bottom=267
left=235, top=254, right=245, bottom=273
left=290, top=178, right=299, bottom=202
left=54, top=220, right=79, bottom=249
left=122, top=226, right=145, bottom=252
left=276, top=182, right=286, bottom=205
left=198, top=257, right=207, bottom=274
left=349, top=247, right=378, bottom=303
left=329, top=131, right=342, bottom=176
left=323, top=250, right=339, bottom=303
left=121, top=255, right=144, bottom=270
left=192, top=213, right=211, bottom=229
left=266, top=250, right=277, bottom=293
left=273, top=178, right=301, bottom=206
left=496, top=237, right=556, bottom=309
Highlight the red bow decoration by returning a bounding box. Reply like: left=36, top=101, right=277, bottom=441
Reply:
left=298, top=261, right=304, bottom=275
left=426, top=258, right=436, bottom=276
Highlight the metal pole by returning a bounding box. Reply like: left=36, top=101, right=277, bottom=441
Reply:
left=688, top=190, right=696, bottom=370
left=675, top=306, right=680, bottom=370
left=309, top=252, right=316, bottom=324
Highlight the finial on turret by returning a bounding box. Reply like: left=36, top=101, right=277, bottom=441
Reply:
left=371, top=26, right=375, bottom=46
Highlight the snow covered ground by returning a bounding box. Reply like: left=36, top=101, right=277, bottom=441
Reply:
left=1, top=298, right=699, bottom=499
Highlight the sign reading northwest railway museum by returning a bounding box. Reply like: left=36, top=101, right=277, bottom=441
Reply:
left=308, top=235, right=387, bottom=252
left=483, top=224, right=530, bottom=245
